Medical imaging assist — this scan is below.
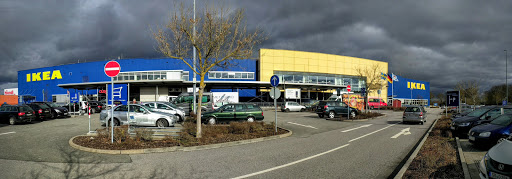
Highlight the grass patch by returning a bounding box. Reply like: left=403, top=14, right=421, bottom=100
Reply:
left=403, top=116, right=464, bottom=178
left=73, top=122, right=287, bottom=150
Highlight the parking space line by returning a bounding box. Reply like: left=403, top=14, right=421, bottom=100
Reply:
left=0, top=131, right=15, bottom=136
left=341, top=124, right=372, bottom=132
left=232, top=144, right=350, bottom=179
left=287, top=122, right=318, bottom=129
left=348, top=123, right=398, bottom=142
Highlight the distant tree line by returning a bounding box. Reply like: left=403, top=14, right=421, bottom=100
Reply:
left=430, top=80, right=512, bottom=106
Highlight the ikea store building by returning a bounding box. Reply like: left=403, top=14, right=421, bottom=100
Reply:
left=16, top=48, right=429, bottom=107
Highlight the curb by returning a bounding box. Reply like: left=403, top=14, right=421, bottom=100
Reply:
left=455, top=137, right=471, bottom=179
left=391, top=117, right=439, bottom=179
left=69, top=128, right=292, bottom=155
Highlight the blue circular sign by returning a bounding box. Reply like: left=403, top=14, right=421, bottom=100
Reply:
left=270, top=75, right=279, bottom=87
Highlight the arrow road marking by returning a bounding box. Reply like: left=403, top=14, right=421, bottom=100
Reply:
left=349, top=123, right=398, bottom=142
left=0, top=131, right=15, bottom=136
left=341, top=124, right=372, bottom=133
left=287, top=122, right=318, bottom=129
left=391, top=128, right=411, bottom=139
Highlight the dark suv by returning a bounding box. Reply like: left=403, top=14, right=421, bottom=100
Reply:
left=0, top=105, right=36, bottom=125
left=201, top=103, right=264, bottom=125
left=316, top=100, right=360, bottom=119
left=32, top=102, right=70, bottom=118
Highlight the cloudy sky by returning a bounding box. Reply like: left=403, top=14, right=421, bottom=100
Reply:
left=1, top=0, right=511, bottom=95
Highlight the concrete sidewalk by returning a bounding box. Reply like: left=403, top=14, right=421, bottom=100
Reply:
left=458, top=138, right=487, bottom=179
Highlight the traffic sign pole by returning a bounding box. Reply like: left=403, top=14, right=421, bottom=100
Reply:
left=104, top=61, right=120, bottom=144
left=111, top=77, right=114, bottom=143
left=270, top=75, right=280, bottom=133
left=274, top=88, right=277, bottom=133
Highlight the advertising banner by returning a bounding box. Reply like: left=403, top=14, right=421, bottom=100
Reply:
left=4, top=88, right=18, bottom=95
left=108, top=83, right=128, bottom=105
left=342, top=94, right=365, bottom=111
left=285, top=89, right=301, bottom=99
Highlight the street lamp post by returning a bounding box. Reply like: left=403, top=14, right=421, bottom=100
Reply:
left=506, top=50, right=508, bottom=104
left=193, top=0, right=197, bottom=114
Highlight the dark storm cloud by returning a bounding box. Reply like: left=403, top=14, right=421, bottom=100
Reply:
left=1, top=0, right=512, bottom=95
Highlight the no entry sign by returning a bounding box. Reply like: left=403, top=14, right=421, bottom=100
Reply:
left=347, top=85, right=351, bottom=92
left=104, top=61, right=121, bottom=77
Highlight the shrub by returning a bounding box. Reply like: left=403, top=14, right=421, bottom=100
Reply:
left=178, top=132, right=198, bottom=146
left=135, top=128, right=154, bottom=141
left=228, top=122, right=250, bottom=134
left=114, top=125, right=130, bottom=143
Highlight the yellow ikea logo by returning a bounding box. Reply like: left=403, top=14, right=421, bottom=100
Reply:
left=26, top=70, right=62, bottom=82
left=407, top=81, right=426, bottom=90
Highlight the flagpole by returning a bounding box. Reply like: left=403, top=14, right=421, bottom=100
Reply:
left=391, top=73, right=394, bottom=107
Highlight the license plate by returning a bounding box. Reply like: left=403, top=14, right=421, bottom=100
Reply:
left=490, top=172, right=510, bottom=179
left=469, top=136, right=475, bottom=141
left=64, top=113, right=68, bottom=115
left=450, top=126, right=455, bottom=130
left=27, top=113, right=32, bottom=116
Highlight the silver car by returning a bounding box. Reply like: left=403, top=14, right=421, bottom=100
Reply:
left=479, top=135, right=512, bottom=179
left=403, top=106, right=427, bottom=125
left=99, top=104, right=178, bottom=127
left=141, top=101, right=186, bottom=122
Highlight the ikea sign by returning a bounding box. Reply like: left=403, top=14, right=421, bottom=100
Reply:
left=407, top=81, right=426, bottom=90
left=26, top=70, right=62, bottom=82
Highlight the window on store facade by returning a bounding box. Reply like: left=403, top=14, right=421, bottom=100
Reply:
left=114, top=70, right=188, bottom=82
left=208, top=71, right=255, bottom=79
left=274, top=71, right=365, bottom=91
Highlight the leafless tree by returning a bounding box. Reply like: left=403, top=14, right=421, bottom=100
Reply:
left=355, top=63, right=386, bottom=109
left=153, top=3, right=266, bottom=138
left=455, top=80, right=480, bottom=105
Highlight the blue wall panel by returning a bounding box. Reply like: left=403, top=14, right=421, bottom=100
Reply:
left=18, top=58, right=258, bottom=102
left=387, top=74, right=430, bottom=104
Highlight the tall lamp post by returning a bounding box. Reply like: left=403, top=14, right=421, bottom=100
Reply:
left=506, top=50, right=508, bottom=104
left=192, top=0, right=197, bottom=114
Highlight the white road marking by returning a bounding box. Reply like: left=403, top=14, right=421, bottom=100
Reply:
left=287, top=122, right=318, bottom=129
left=348, top=123, right=398, bottom=142
left=0, top=131, right=15, bottom=136
left=105, top=67, right=120, bottom=71
left=341, top=124, right=372, bottom=132
left=391, top=128, right=411, bottom=139
left=232, top=144, right=350, bottom=179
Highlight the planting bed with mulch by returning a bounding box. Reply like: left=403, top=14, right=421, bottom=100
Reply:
left=403, top=116, right=464, bottom=178
left=73, top=122, right=288, bottom=150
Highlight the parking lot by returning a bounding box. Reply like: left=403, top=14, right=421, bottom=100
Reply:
left=0, top=108, right=443, bottom=178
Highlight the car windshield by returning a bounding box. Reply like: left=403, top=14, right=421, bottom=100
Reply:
left=467, top=108, right=490, bottom=117
left=139, top=105, right=155, bottom=112
left=47, top=103, right=59, bottom=108
left=163, top=102, right=179, bottom=109
left=490, top=115, right=512, bottom=126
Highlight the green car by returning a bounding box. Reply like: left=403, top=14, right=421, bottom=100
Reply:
left=201, top=103, right=264, bottom=125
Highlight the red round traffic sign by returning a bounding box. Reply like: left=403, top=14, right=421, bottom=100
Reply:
left=347, top=85, right=351, bottom=92
left=104, top=61, right=121, bottom=77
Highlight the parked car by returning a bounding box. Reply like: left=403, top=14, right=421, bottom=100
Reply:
left=451, top=106, right=512, bottom=136
left=99, top=104, right=178, bottom=127
left=468, top=114, right=512, bottom=146
left=315, top=100, right=359, bottom=119
left=201, top=103, right=264, bottom=125
left=403, top=106, right=427, bottom=125
left=0, top=105, right=36, bottom=125
left=478, top=135, right=512, bottom=179
left=281, top=101, right=306, bottom=112
left=27, top=103, right=52, bottom=120
left=87, top=101, right=104, bottom=113
left=173, top=92, right=214, bottom=115
left=141, top=101, right=186, bottom=122
left=304, top=100, right=320, bottom=111
left=452, top=108, right=476, bottom=119
left=368, top=98, right=387, bottom=109
left=31, top=102, right=70, bottom=118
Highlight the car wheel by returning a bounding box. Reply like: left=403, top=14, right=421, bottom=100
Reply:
left=9, top=117, right=16, bottom=125
left=50, top=112, right=56, bottom=119
left=207, top=117, right=216, bottom=125
left=318, top=114, right=324, bottom=118
left=108, top=118, right=120, bottom=126
left=156, top=119, right=168, bottom=128
left=350, top=111, right=356, bottom=118
left=175, top=115, right=183, bottom=123
left=247, top=116, right=255, bottom=122
left=285, top=109, right=290, bottom=112
left=370, top=106, right=374, bottom=110
left=328, top=111, right=335, bottom=119
left=300, top=108, right=305, bottom=112
left=497, top=137, right=507, bottom=144
left=420, top=121, right=424, bottom=125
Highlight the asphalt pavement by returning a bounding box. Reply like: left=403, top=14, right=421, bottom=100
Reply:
left=0, top=108, right=443, bottom=178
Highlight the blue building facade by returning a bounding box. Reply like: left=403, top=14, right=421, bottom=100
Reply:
left=18, top=58, right=258, bottom=103
left=387, top=74, right=430, bottom=106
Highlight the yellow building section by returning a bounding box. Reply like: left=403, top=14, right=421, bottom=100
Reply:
left=260, top=48, right=389, bottom=101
